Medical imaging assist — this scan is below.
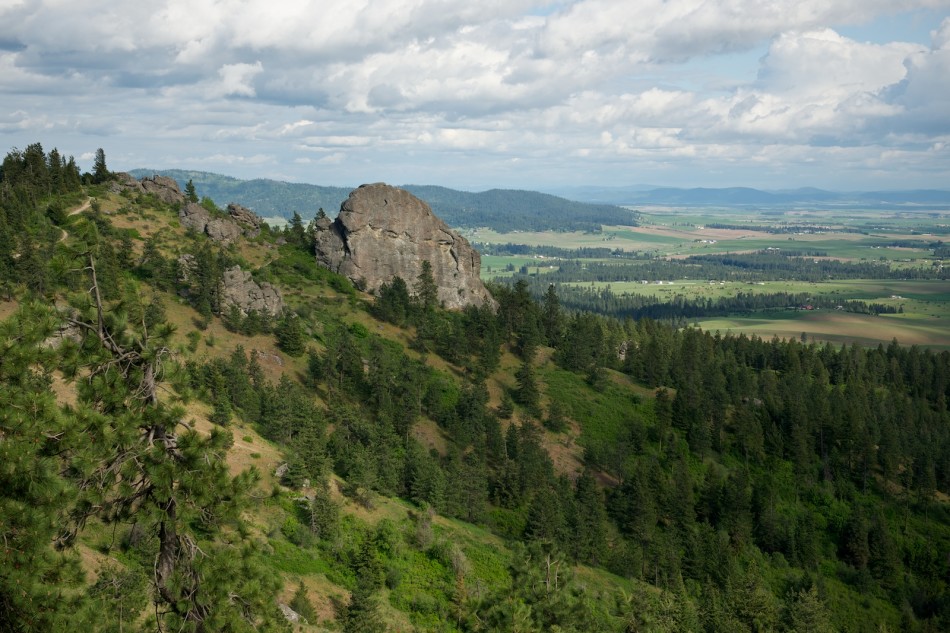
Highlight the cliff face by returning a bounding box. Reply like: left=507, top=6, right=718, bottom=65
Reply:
left=313, top=183, right=494, bottom=310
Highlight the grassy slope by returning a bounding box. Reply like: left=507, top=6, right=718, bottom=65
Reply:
left=57, top=190, right=643, bottom=631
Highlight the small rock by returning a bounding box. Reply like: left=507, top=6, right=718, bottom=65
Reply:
left=278, top=603, right=303, bottom=624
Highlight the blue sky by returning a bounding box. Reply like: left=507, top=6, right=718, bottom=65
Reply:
left=1, top=1, right=949, bottom=192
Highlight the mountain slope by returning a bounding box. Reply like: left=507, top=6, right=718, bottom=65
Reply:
left=129, top=169, right=638, bottom=231
left=4, top=151, right=950, bottom=632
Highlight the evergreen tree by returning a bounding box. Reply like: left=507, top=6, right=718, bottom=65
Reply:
left=0, top=303, right=86, bottom=631
left=572, top=471, right=608, bottom=565
left=786, top=586, right=836, bottom=633
left=514, top=359, right=541, bottom=416
left=342, top=584, right=386, bottom=633
left=185, top=178, right=199, bottom=202
left=275, top=311, right=306, bottom=356
left=288, top=211, right=306, bottom=247
left=541, top=283, right=564, bottom=347
left=415, top=260, right=439, bottom=312
left=92, top=147, right=110, bottom=184
left=57, top=255, right=284, bottom=631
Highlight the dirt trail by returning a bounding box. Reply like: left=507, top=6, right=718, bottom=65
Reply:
left=57, top=196, right=93, bottom=243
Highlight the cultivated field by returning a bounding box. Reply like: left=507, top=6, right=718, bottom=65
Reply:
left=474, top=206, right=950, bottom=348
left=696, top=310, right=950, bottom=350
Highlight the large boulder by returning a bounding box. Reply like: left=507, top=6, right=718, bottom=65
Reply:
left=140, top=175, right=185, bottom=204
left=227, top=203, right=262, bottom=238
left=205, top=217, right=243, bottom=243
left=220, top=265, right=284, bottom=316
left=313, top=183, right=494, bottom=310
left=179, top=202, right=211, bottom=234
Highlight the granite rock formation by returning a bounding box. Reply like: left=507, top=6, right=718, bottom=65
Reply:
left=226, top=203, right=262, bottom=238
left=220, top=265, right=285, bottom=317
left=178, top=202, right=255, bottom=244
left=110, top=172, right=145, bottom=195
left=313, top=183, right=493, bottom=310
left=140, top=175, right=185, bottom=204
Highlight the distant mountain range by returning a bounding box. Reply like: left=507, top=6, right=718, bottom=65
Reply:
left=129, top=169, right=950, bottom=233
left=129, top=169, right=353, bottom=219
left=545, top=185, right=950, bottom=209
left=128, top=169, right=637, bottom=232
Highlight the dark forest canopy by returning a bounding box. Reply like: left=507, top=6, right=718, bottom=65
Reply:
left=402, top=184, right=638, bottom=231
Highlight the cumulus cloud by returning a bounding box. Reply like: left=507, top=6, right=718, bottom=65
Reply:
left=1, top=1, right=949, bottom=188
left=883, top=17, right=950, bottom=135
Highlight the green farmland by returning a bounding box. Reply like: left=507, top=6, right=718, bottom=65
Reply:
left=696, top=310, right=949, bottom=349
left=476, top=206, right=949, bottom=348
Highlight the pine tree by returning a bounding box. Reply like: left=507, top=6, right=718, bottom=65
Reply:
left=515, top=360, right=541, bottom=417
left=288, top=211, right=306, bottom=247
left=541, top=283, right=564, bottom=347
left=787, top=586, right=836, bottom=633
left=92, top=147, right=110, bottom=184
left=57, top=255, right=284, bottom=631
left=185, top=178, right=199, bottom=203
left=275, top=311, right=306, bottom=356
left=0, top=303, right=87, bottom=631
left=414, top=260, right=438, bottom=312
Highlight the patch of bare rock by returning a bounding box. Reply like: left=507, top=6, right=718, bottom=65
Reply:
left=220, top=265, right=284, bottom=317
left=313, top=183, right=494, bottom=310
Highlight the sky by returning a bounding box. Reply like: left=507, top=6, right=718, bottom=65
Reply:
left=2, top=1, right=949, bottom=192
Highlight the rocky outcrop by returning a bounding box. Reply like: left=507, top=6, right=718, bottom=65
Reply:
left=313, top=183, right=494, bottom=310
left=220, top=265, right=284, bottom=316
left=141, top=175, right=185, bottom=204
left=176, top=253, right=196, bottom=285
left=110, top=172, right=145, bottom=195
left=179, top=202, right=211, bottom=233
left=110, top=173, right=185, bottom=204
left=179, top=202, right=263, bottom=244
left=206, top=217, right=243, bottom=243
left=227, top=203, right=262, bottom=238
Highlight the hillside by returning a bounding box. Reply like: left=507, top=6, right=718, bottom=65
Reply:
left=128, top=168, right=352, bottom=220
left=128, top=169, right=638, bottom=232
left=3, top=146, right=950, bottom=633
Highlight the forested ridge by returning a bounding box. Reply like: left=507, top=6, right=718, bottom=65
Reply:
left=2, top=144, right=950, bottom=632
left=128, top=169, right=638, bottom=233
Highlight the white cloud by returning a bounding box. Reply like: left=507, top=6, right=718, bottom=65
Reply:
left=1, top=1, right=949, bottom=189
left=214, top=62, right=263, bottom=98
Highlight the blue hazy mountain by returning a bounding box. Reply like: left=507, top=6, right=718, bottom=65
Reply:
left=129, top=169, right=637, bottom=231
left=545, top=184, right=950, bottom=208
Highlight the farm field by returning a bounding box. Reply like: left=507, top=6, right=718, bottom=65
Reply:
left=563, top=279, right=950, bottom=347
left=696, top=310, right=950, bottom=349
left=471, top=224, right=941, bottom=262
left=474, top=206, right=949, bottom=348
left=480, top=254, right=561, bottom=278
left=562, top=279, right=950, bottom=306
